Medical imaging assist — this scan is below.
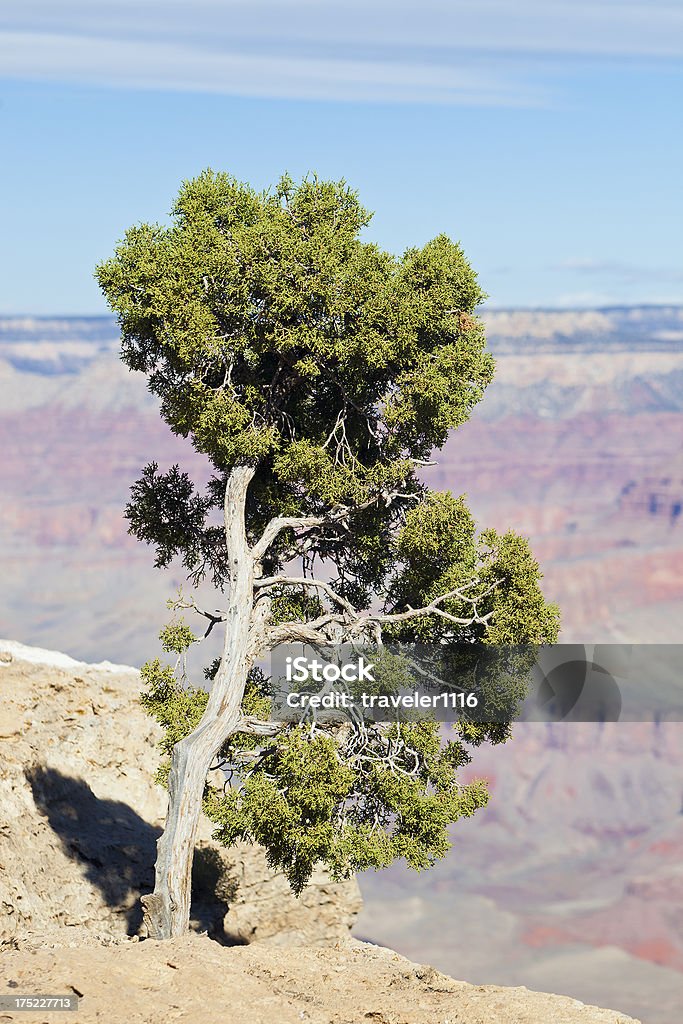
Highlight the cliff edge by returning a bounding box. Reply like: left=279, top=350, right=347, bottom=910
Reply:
left=0, top=640, right=361, bottom=948
left=0, top=641, right=641, bottom=1023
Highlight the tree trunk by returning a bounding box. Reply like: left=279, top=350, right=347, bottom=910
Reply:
left=141, top=464, right=256, bottom=939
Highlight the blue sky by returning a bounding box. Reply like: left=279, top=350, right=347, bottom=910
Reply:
left=1, top=1, right=681, bottom=314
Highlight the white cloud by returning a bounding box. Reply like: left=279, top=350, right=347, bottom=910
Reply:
left=4, top=1, right=683, bottom=59
left=1, top=1, right=681, bottom=103
left=0, top=30, right=545, bottom=105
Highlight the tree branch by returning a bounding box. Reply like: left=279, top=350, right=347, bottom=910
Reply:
left=263, top=578, right=504, bottom=650
left=266, top=620, right=344, bottom=647
left=251, top=487, right=419, bottom=564
left=237, top=715, right=282, bottom=737
left=169, top=595, right=226, bottom=639
left=254, top=575, right=359, bottom=618
left=367, top=578, right=502, bottom=628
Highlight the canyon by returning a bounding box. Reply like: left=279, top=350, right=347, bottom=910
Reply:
left=1, top=307, right=681, bottom=1022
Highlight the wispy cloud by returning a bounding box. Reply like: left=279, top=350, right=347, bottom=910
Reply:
left=6, top=1, right=683, bottom=59
left=0, top=31, right=544, bottom=105
left=554, top=258, right=683, bottom=285
left=1, top=1, right=682, bottom=104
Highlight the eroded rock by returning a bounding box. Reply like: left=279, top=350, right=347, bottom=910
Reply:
left=0, top=641, right=361, bottom=949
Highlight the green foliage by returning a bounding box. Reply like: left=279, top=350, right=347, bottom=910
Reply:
left=203, top=721, right=489, bottom=894
left=125, top=463, right=227, bottom=585
left=98, top=169, right=561, bottom=896
left=96, top=169, right=492, bottom=583
left=268, top=586, right=324, bottom=627
left=385, top=490, right=559, bottom=646
left=159, top=619, right=197, bottom=654
left=139, top=657, right=209, bottom=783
left=477, top=528, right=560, bottom=644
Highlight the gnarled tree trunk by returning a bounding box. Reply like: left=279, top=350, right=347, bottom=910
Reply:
left=141, top=464, right=255, bottom=939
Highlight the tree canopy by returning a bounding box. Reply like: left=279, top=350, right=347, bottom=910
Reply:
left=97, top=170, right=559, bottom=928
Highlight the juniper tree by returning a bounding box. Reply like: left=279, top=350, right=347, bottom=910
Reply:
left=96, top=170, right=559, bottom=940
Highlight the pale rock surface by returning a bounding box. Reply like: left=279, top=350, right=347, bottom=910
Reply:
left=0, top=641, right=361, bottom=949
left=0, top=934, right=642, bottom=1024
left=0, top=643, right=642, bottom=1022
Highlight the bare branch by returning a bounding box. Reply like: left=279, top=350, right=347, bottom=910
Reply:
left=237, top=716, right=282, bottom=737
left=266, top=620, right=342, bottom=647
left=252, top=513, right=330, bottom=563
left=367, top=579, right=503, bottom=628
left=170, top=595, right=226, bottom=639
left=262, top=577, right=503, bottom=651
left=254, top=575, right=359, bottom=619
left=252, top=487, right=420, bottom=564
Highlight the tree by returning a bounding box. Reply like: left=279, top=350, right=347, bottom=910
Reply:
left=96, top=170, right=559, bottom=940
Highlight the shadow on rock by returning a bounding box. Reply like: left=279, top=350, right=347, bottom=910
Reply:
left=191, top=844, right=243, bottom=945
left=26, top=765, right=235, bottom=941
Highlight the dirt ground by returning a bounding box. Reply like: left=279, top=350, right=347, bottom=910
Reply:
left=0, top=935, right=640, bottom=1024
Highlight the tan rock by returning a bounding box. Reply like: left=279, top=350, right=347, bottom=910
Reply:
left=0, top=934, right=642, bottom=1024
left=0, top=641, right=361, bottom=950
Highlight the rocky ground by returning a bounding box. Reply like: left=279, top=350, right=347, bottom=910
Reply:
left=0, top=640, right=360, bottom=949
left=0, top=934, right=640, bottom=1024
left=0, top=642, right=642, bottom=1023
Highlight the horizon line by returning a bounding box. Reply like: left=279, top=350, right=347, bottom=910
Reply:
left=1, top=301, right=682, bottom=321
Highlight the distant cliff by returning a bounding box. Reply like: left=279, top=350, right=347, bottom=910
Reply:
left=2, top=307, right=683, bottom=662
